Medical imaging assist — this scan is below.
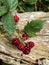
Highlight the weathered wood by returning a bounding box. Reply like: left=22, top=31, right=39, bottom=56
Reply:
left=0, top=12, right=49, bottom=65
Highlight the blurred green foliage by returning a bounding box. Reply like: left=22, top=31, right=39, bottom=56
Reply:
left=17, top=0, right=49, bottom=12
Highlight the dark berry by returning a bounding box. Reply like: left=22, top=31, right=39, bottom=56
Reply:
left=22, top=32, right=29, bottom=40
left=18, top=43, right=24, bottom=51
left=12, top=38, right=25, bottom=51
left=23, top=46, right=31, bottom=55
left=12, top=38, right=20, bottom=46
left=26, top=42, right=35, bottom=49
left=14, top=15, right=19, bottom=22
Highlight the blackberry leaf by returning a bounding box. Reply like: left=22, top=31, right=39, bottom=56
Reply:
left=24, top=20, right=45, bottom=37
left=1, top=13, right=16, bottom=34
left=0, top=6, right=7, bottom=16
left=4, top=0, right=18, bottom=12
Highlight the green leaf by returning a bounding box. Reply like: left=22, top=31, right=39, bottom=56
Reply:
left=24, top=20, right=45, bottom=37
left=18, top=1, right=25, bottom=12
left=1, top=13, right=16, bottom=34
left=45, top=0, right=49, bottom=2
left=23, top=0, right=37, bottom=4
left=18, top=1, right=34, bottom=12
left=24, top=5, right=34, bottom=12
left=4, top=0, right=18, bottom=12
left=27, top=31, right=36, bottom=37
left=0, top=0, right=4, bottom=3
left=0, top=6, right=7, bottom=16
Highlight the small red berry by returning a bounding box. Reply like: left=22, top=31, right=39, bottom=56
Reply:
left=14, top=15, right=19, bottom=22
left=12, top=38, right=25, bottom=51
left=26, top=42, right=35, bottom=49
left=18, top=43, right=24, bottom=51
left=12, top=38, right=20, bottom=46
left=22, top=33, right=29, bottom=40
left=23, top=46, right=31, bottom=55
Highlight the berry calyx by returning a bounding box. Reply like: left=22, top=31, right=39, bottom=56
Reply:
left=14, top=15, right=19, bottom=22
left=23, top=46, right=31, bottom=55
left=22, top=32, right=29, bottom=40
left=26, top=42, right=35, bottom=49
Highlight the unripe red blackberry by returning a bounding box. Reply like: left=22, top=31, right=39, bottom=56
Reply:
left=14, top=15, right=19, bottom=22
left=12, top=38, right=25, bottom=51
left=22, top=32, right=29, bottom=40
left=26, top=42, right=35, bottom=49
left=23, top=46, right=31, bottom=55
left=18, top=43, right=24, bottom=51
left=12, top=38, right=20, bottom=46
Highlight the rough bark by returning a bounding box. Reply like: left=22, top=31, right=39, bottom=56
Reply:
left=0, top=12, right=49, bottom=65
